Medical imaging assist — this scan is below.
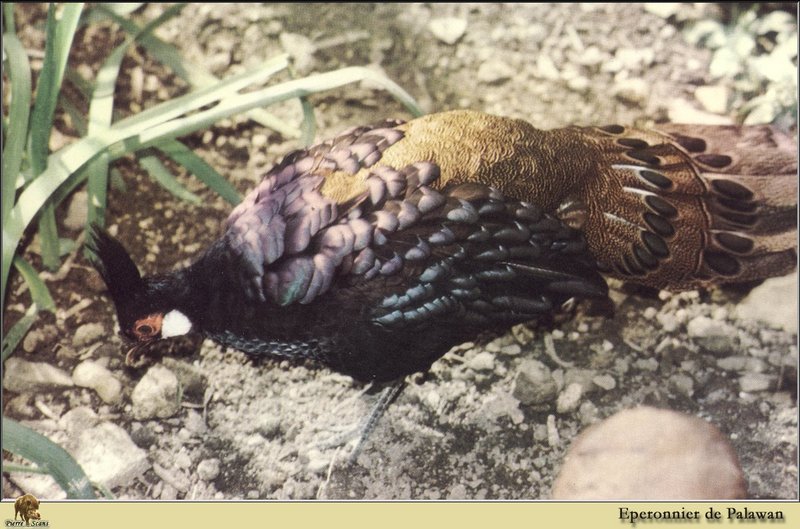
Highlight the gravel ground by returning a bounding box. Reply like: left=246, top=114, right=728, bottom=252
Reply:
left=3, top=3, right=797, bottom=501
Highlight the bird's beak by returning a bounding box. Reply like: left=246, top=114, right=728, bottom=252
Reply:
left=125, top=341, right=162, bottom=368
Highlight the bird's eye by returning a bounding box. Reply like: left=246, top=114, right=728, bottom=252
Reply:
left=136, top=324, right=154, bottom=335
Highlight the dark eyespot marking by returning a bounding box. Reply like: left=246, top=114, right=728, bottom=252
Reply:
left=704, top=250, right=741, bottom=276
left=643, top=212, right=675, bottom=237
left=622, top=254, right=646, bottom=276
left=695, top=153, right=733, bottom=168
left=136, top=324, right=154, bottom=335
left=638, top=169, right=672, bottom=189
left=671, top=134, right=706, bottom=153
left=617, top=138, right=650, bottom=149
left=718, top=211, right=757, bottom=226
left=599, top=124, right=625, bottom=134
left=715, top=232, right=754, bottom=254
left=641, top=231, right=669, bottom=258
left=644, top=195, right=678, bottom=218
left=711, top=179, right=754, bottom=200
left=717, top=196, right=757, bottom=213
left=632, top=244, right=659, bottom=269
left=627, top=151, right=661, bottom=165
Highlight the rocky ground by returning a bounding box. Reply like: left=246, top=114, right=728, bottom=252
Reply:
left=3, top=3, right=798, bottom=500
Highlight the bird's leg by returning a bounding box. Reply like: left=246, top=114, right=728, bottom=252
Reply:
left=318, top=379, right=407, bottom=463
left=348, top=379, right=406, bottom=463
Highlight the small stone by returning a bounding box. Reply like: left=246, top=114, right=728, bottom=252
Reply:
left=635, top=358, right=659, bottom=372
left=428, top=17, right=467, bottom=45
left=72, top=360, right=122, bottom=404
left=60, top=406, right=99, bottom=436
left=477, top=61, right=516, bottom=85
left=279, top=32, right=316, bottom=75
left=306, top=449, right=330, bottom=474
left=197, top=459, right=220, bottom=481
left=130, top=423, right=158, bottom=449
left=535, top=53, right=560, bottom=80
left=500, top=344, right=521, bottom=356
left=670, top=373, right=695, bottom=397
left=73, top=323, right=106, bottom=348
left=667, top=99, right=734, bottom=125
left=175, top=451, right=193, bottom=470
left=687, top=316, right=738, bottom=356
left=63, top=190, right=88, bottom=231
left=256, top=416, right=283, bottom=439
left=592, top=374, right=616, bottom=391
left=3, top=358, right=74, bottom=393
left=468, top=351, right=495, bottom=372
left=613, top=78, right=649, bottom=106
left=552, top=407, right=746, bottom=499
left=644, top=3, right=682, bottom=18
left=739, top=373, right=775, bottom=393
left=736, top=272, right=797, bottom=334
left=130, top=365, right=181, bottom=420
left=72, top=422, right=150, bottom=490
left=513, top=360, right=557, bottom=405
left=717, top=356, right=749, bottom=372
left=556, top=383, right=583, bottom=414
left=643, top=307, right=658, bottom=320
left=694, top=85, right=729, bottom=114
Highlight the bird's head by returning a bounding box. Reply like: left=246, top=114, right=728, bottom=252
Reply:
left=87, top=225, right=194, bottom=365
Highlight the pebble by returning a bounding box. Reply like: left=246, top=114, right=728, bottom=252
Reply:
left=477, top=61, right=516, bottom=85
left=670, top=373, right=695, bottom=397
left=428, top=17, right=467, bottom=45
left=130, top=423, right=158, bottom=449
left=535, top=54, right=560, bottom=80
left=642, top=307, right=658, bottom=320
left=634, top=358, right=659, bottom=372
left=468, top=351, right=495, bottom=372
left=71, top=422, right=150, bottom=490
left=667, top=98, right=734, bottom=125
left=3, top=358, right=74, bottom=393
left=612, top=78, right=649, bottom=106
left=556, top=383, right=583, bottom=414
left=592, top=374, right=616, bottom=391
left=63, top=190, right=88, bottom=231
left=197, top=459, right=221, bottom=481
left=279, top=32, right=316, bottom=74
left=512, top=360, right=557, bottom=405
left=687, top=316, right=738, bottom=356
left=175, top=451, right=193, bottom=470
left=552, top=407, right=746, bottom=499
left=694, top=85, right=729, bottom=114
left=256, top=416, right=283, bottom=439
left=72, top=323, right=106, bottom=348
left=735, top=272, right=798, bottom=334
left=739, top=373, right=775, bottom=393
left=305, top=448, right=331, bottom=474
left=130, top=365, right=181, bottom=420
left=72, top=360, right=122, bottom=404
left=23, top=325, right=58, bottom=353
left=500, top=344, right=521, bottom=356
left=60, top=406, right=99, bottom=436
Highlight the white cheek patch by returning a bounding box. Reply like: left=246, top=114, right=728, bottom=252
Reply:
left=161, top=310, right=192, bottom=338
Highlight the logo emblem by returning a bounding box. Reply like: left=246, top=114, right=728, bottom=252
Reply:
left=11, top=494, right=44, bottom=526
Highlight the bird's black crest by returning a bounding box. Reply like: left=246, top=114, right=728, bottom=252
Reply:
left=86, top=224, right=144, bottom=304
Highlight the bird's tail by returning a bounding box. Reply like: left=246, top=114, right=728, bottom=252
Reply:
left=656, top=123, right=797, bottom=286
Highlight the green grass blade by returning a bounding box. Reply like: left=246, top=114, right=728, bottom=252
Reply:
left=1, top=33, right=32, bottom=226
left=1, top=257, right=55, bottom=361
left=156, top=139, right=241, bottom=205
left=4, top=2, right=16, bottom=34
left=14, top=256, right=56, bottom=311
left=94, top=4, right=300, bottom=138
left=137, top=151, right=201, bottom=205
left=29, top=3, right=84, bottom=271
left=111, top=53, right=290, bottom=136
left=1, top=308, right=37, bottom=363
left=2, top=416, right=95, bottom=499
left=128, top=65, right=423, bottom=150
